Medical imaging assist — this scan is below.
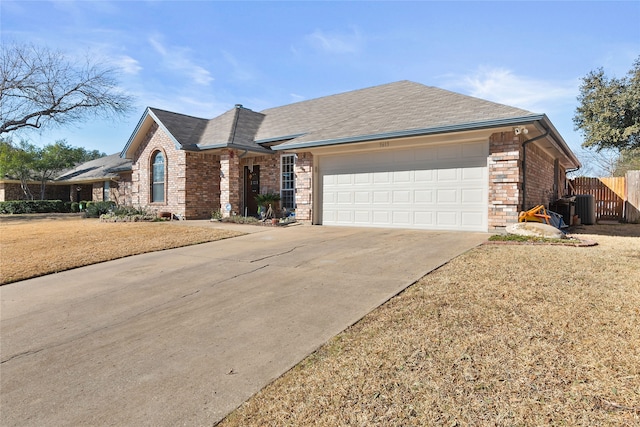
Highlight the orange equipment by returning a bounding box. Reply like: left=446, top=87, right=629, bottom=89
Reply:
left=518, top=205, right=551, bottom=225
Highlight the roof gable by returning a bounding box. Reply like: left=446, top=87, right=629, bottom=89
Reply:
left=198, top=105, right=267, bottom=151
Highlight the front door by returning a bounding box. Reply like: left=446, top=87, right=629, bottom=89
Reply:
left=244, top=165, right=260, bottom=216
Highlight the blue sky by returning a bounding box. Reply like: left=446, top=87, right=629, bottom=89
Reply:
left=2, top=1, right=639, bottom=159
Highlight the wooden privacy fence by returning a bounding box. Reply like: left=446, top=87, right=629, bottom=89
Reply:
left=570, top=171, right=640, bottom=222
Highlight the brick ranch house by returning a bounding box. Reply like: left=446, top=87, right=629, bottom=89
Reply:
left=1, top=81, right=581, bottom=232
left=0, top=153, right=132, bottom=206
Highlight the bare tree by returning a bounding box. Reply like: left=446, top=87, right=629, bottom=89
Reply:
left=573, top=147, right=620, bottom=177
left=0, top=43, right=133, bottom=135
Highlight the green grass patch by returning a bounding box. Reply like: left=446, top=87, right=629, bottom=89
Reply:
left=489, top=234, right=578, bottom=244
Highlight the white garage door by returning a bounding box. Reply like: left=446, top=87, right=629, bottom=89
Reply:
left=320, top=141, right=488, bottom=231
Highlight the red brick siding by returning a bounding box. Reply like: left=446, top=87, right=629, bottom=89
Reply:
left=0, top=182, right=78, bottom=201
left=184, top=151, right=220, bottom=219
left=240, top=155, right=279, bottom=194
left=294, top=152, right=313, bottom=221
left=131, top=123, right=187, bottom=217
left=114, top=173, right=133, bottom=206
left=488, top=131, right=567, bottom=229
left=488, top=132, right=523, bottom=230
left=220, top=150, right=241, bottom=217
left=524, top=143, right=557, bottom=209
left=92, top=183, right=103, bottom=201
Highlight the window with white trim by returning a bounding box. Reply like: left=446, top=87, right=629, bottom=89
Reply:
left=281, top=154, right=296, bottom=210
left=151, top=151, right=165, bottom=203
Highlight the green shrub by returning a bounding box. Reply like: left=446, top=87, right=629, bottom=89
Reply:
left=0, top=200, right=65, bottom=214
left=70, top=202, right=80, bottom=213
left=84, top=201, right=116, bottom=218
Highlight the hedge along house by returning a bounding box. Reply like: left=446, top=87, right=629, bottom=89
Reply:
left=120, top=80, right=580, bottom=231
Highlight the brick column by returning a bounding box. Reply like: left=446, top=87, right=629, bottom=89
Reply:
left=488, top=132, right=523, bottom=230
left=220, top=150, right=241, bottom=217
left=294, top=152, right=313, bottom=221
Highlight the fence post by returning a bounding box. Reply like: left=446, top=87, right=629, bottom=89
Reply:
left=625, top=170, right=640, bottom=223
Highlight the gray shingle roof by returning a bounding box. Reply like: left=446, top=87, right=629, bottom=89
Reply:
left=139, top=81, right=556, bottom=154
left=149, top=108, right=208, bottom=149
left=56, top=153, right=132, bottom=182
left=256, top=81, right=537, bottom=147
left=199, top=106, right=266, bottom=150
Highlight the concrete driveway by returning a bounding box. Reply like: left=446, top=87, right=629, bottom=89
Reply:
left=1, top=225, right=488, bottom=426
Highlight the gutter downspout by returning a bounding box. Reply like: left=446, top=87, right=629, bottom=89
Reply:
left=521, top=128, right=550, bottom=212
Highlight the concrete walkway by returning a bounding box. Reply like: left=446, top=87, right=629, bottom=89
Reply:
left=1, top=225, right=488, bottom=426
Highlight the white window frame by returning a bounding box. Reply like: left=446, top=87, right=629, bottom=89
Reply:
left=280, top=154, right=296, bottom=210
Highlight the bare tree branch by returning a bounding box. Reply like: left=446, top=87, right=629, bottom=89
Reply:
left=0, top=43, right=134, bottom=135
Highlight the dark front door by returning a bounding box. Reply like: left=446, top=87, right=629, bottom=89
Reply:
left=244, top=165, right=260, bottom=216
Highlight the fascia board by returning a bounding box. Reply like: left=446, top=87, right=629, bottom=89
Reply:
left=147, top=109, right=184, bottom=151
left=254, top=133, right=306, bottom=145
left=120, top=109, right=150, bottom=159
left=196, top=142, right=273, bottom=154
left=536, top=115, right=581, bottom=169
left=271, top=115, right=547, bottom=151
left=120, top=108, right=183, bottom=159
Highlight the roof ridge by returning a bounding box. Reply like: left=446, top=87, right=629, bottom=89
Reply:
left=259, top=80, right=416, bottom=113
left=148, top=107, right=208, bottom=121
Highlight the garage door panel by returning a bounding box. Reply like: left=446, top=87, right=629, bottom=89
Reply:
left=461, top=188, right=484, bottom=203
left=320, top=141, right=488, bottom=231
left=393, top=190, right=411, bottom=203
left=393, top=211, right=411, bottom=224
left=414, top=170, right=434, bottom=182
left=373, top=191, right=390, bottom=203
left=372, top=211, right=390, bottom=224
left=414, top=211, right=434, bottom=225
left=373, top=172, right=391, bottom=183
left=336, top=192, right=352, bottom=204
left=462, top=167, right=484, bottom=180
left=437, top=169, right=458, bottom=181
left=414, top=189, right=434, bottom=203
left=462, top=212, right=484, bottom=228
left=354, top=210, right=370, bottom=223
left=437, top=211, right=458, bottom=226
left=337, top=174, right=352, bottom=185
left=436, top=189, right=458, bottom=203
left=336, top=210, right=353, bottom=222
left=393, top=170, right=411, bottom=182
left=354, top=173, right=370, bottom=184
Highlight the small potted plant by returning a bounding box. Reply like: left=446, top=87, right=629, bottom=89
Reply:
left=254, top=192, right=281, bottom=219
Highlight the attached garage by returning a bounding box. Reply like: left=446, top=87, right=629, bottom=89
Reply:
left=318, top=140, right=489, bottom=231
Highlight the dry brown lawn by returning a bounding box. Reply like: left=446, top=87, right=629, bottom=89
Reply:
left=219, top=224, right=640, bottom=426
left=0, top=214, right=243, bottom=285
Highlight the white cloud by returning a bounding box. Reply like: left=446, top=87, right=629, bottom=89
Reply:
left=446, top=66, right=577, bottom=114
left=148, top=35, right=214, bottom=86
left=305, top=27, right=364, bottom=54
left=116, top=55, right=142, bottom=75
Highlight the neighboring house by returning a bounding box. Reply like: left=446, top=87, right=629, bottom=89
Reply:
left=0, top=153, right=132, bottom=204
left=120, top=80, right=580, bottom=231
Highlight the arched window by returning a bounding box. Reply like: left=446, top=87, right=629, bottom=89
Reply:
left=151, top=151, right=165, bottom=203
